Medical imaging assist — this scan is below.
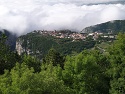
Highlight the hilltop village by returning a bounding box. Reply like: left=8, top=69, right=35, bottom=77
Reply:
left=33, top=30, right=116, bottom=41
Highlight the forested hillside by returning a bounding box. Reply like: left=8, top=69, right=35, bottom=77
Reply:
left=1, top=32, right=125, bottom=93
left=16, top=31, right=96, bottom=59
left=82, top=20, right=125, bottom=33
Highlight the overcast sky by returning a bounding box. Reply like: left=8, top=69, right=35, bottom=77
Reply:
left=0, top=0, right=125, bottom=35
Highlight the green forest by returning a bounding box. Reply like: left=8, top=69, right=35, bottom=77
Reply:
left=0, top=33, right=125, bottom=94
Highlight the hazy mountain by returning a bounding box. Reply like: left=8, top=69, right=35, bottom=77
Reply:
left=0, top=29, right=17, bottom=50
left=83, top=1, right=125, bottom=5
left=82, top=20, right=125, bottom=33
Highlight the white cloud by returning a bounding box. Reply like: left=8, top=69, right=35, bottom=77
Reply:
left=0, top=0, right=125, bottom=35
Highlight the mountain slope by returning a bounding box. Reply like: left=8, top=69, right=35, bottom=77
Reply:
left=0, top=29, right=17, bottom=50
left=82, top=20, right=125, bottom=33
left=16, top=31, right=96, bottom=59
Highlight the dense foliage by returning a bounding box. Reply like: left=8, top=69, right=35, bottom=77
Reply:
left=1, top=33, right=125, bottom=93
left=108, top=33, right=125, bottom=94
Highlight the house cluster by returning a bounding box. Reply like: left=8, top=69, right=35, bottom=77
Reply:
left=33, top=30, right=87, bottom=40
left=33, top=30, right=116, bottom=41
left=88, top=32, right=116, bottom=40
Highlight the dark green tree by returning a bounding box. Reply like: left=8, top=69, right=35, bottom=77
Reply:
left=0, top=34, right=20, bottom=74
left=22, top=55, right=41, bottom=72
left=62, top=50, right=109, bottom=94
left=43, top=48, right=65, bottom=68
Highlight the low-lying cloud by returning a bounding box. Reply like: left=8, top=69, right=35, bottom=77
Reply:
left=0, top=0, right=125, bottom=35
